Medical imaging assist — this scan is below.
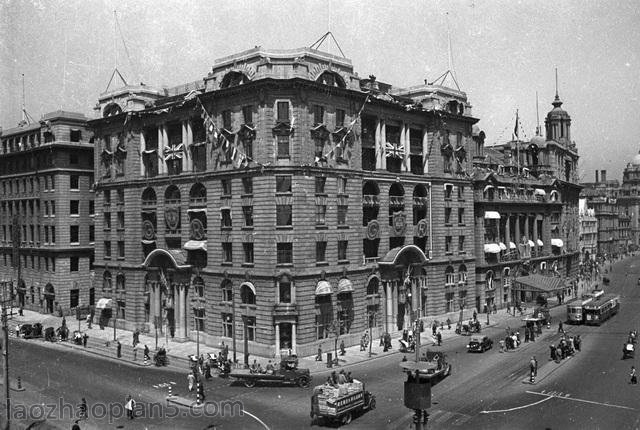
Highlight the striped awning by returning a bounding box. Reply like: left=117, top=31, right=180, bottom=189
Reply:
left=509, top=242, right=517, bottom=249
left=551, top=238, right=564, bottom=247
left=537, top=239, right=544, bottom=246
left=484, top=243, right=501, bottom=254
left=528, top=240, right=535, bottom=247
left=484, top=211, right=501, bottom=220
left=315, top=280, right=333, bottom=296
left=499, top=242, right=507, bottom=251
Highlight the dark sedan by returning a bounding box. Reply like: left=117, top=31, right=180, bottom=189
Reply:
left=467, top=336, right=493, bottom=353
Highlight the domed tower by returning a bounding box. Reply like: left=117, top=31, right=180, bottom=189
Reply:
left=545, top=71, right=571, bottom=145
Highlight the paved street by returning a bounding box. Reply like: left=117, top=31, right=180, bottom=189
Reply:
left=2, top=257, right=637, bottom=429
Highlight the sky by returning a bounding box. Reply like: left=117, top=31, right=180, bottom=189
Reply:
left=1, top=0, right=639, bottom=182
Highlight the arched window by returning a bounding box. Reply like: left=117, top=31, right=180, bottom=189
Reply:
left=116, top=273, right=125, bottom=291
left=103, top=103, right=122, bottom=118
left=315, top=71, right=346, bottom=88
left=445, top=266, right=455, bottom=286
left=388, top=183, right=405, bottom=226
left=221, top=279, right=233, bottom=302
left=458, top=264, right=467, bottom=284
left=221, top=71, right=250, bottom=88
left=240, top=283, right=256, bottom=305
left=103, top=271, right=112, bottom=292
left=366, top=277, right=379, bottom=296
left=486, top=270, right=494, bottom=290
left=165, top=185, right=181, bottom=204
left=189, top=183, right=207, bottom=205
left=142, top=187, right=157, bottom=206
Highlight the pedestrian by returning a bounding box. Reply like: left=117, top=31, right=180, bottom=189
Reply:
left=116, top=340, right=122, bottom=358
left=402, top=355, right=407, bottom=362
left=575, top=335, right=581, bottom=351
left=340, top=339, right=346, bottom=356
left=531, top=327, right=535, bottom=342
left=506, top=302, right=511, bottom=315
left=558, top=322, right=564, bottom=334
left=82, top=333, right=88, bottom=348
left=631, top=366, right=638, bottom=384
left=143, top=344, right=151, bottom=362
left=72, top=421, right=81, bottom=430
left=473, top=310, right=477, bottom=321
left=124, top=394, right=135, bottom=419
left=493, top=304, right=497, bottom=314
left=316, top=346, right=323, bottom=361
left=529, top=356, right=537, bottom=382
left=188, top=371, right=195, bottom=391
left=15, top=324, right=20, bottom=338
left=524, top=328, right=530, bottom=343
left=436, top=331, right=442, bottom=346
left=132, top=330, right=139, bottom=347
left=432, top=323, right=437, bottom=337
left=18, top=306, right=23, bottom=316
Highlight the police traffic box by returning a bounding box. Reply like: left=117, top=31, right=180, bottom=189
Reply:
left=400, top=361, right=432, bottom=410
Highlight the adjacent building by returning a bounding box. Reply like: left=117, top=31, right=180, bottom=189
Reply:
left=578, top=198, right=598, bottom=260
left=618, top=154, right=640, bottom=251
left=471, top=91, right=581, bottom=308
left=88, top=46, right=482, bottom=357
left=0, top=111, right=95, bottom=314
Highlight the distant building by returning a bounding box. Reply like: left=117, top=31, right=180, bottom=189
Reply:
left=578, top=198, right=597, bottom=260
left=88, top=46, right=480, bottom=357
left=471, top=90, right=581, bottom=307
left=580, top=170, right=623, bottom=257
left=618, top=153, right=640, bottom=251
left=0, top=111, right=95, bottom=314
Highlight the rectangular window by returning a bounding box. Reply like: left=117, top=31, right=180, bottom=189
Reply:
left=117, top=241, right=125, bottom=258
left=70, top=225, right=79, bottom=244
left=89, top=225, right=95, bottom=243
left=444, top=184, right=453, bottom=199
left=242, top=105, right=253, bottom=125
left=70, top=129, right=82, bottom=142
left=458, top=208, right=465, bottom=225
left=44, top=226, right=49, bottom=243
left=70, top=200, right=79, bottom=216
left=70, top=257, right=79, bottom=272
left=51, top=226, right=55, bottom=244
left=104, top=212, right=111, bottom=230
left=458, top=185, right=465, bottom=200
left=315, top=176, right=326, bottom=194
left=89, top=200, right=95, bottom=215
left=277, top=242, right=293, bottom=265
left=117, top=212, right=125, bottom=230
left=338, top=240, right=348, bottom=261
left=276, top=176, right=292, bottom=193
left=276, top=101, right=290, bottom=122
left=222, top=313, right=233, bottom=337
left=313, top=105, right=324, bottom=125
left=70, top=175, right=79, bottom=190
left=69, top=153, right=79, bottom=165
left=50, top=201, right=55, bottom=216
left=337, top=177, right=347, bottom=194
left=245, top=316, right=256, bottom=341
left=445, top=236, right=452, bottom=254
left=445, top=207, right=452, bottom=225
left=50, top=175, right=55, bottom=190
left=221, top=209, right=232, bottom=228
left=194, top=309, right=206, bottom=331
left=104, top=241, right=111, bottom=258
left=221, top=179, right=232, bottom=196
left=242, top=177, right=253, bottom=195
left=276, top=205, right=292, bottom=226
left=458, top=236, right=465, bottom=253
left=337, top=205, right=348, bottom=226
left=335, top=109, right=345, bottom=128
left=277, top=135, right=290, bottom=158
left=315, top=205, right=326, bottom=225
left=51, top=257, right=55, bottom=272
left=222, top=242, right=233, bottom=263
left=316, top=241, right=327, bottom=263
left=242, top=206, right=253, bottom=227
left=243, top=243, right=254, bottom=264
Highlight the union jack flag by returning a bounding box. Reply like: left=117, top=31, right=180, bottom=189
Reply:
left=385, top=142, right=405, bottom=159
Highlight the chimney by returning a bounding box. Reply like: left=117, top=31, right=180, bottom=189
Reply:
left=595, top=170, right=599, bottom=183
left=601, top=170, right=607, bottom=183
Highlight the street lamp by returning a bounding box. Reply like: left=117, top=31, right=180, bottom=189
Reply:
left=194, top=314, right=200, bottom=358
left=113, top=300, right=118, bottom=341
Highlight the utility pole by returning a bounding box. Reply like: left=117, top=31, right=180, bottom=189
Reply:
left=1, top=294, right=9, bottom=430
left=232, top=285, right=236, bottom=364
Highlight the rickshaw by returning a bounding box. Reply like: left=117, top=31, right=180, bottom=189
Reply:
left=154, top=347, right=168, bottom=366
left=399, top=338, right=416, bottom=353
left=44, top=327, right=56, bottom=342
left=623, top=342, right=635, bottom=359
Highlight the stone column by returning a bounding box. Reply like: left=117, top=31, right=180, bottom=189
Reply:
left=401, top=123, right=410, bottom=172
left=139, top=132, right=146, bottom=176
left=385, top=282, right=393, bottom=333
left=179, top=283, right=187, bottom=339
left=155, top=283, right=162, bottom=333
left=173, top=285, right=181, bottom=339
left=411, top=278, right=419, bottom=319
left=392, top=281, right=398, bottom=331
left=375, top=118, right=383, bottom=169
left=292, top=322, right=297, bottom=354
left=534, top=215, right=539, bottom=242
left=275, top=323, right=280, bottom=355
left=158, top=126, right=165, bottom=175
left=148, top=281, right=155, bottom=326
left=515, top=214, right=521, bottom=244
left=505, top=214, right=511, bottom=246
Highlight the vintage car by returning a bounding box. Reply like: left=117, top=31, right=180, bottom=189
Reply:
left=467, top=336, right=493, bottom=353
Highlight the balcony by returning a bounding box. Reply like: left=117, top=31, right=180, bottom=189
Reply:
left=273, top=303, right=298, bottom=317
left=363, top=194, right=379, bottom=207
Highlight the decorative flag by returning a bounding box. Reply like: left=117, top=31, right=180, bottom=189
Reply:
left=385, top=142, right=405, bottom=159
left=513, top=110, right=519, bottom=141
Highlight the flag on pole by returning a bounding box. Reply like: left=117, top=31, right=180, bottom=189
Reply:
left=513, top=110, right=519, bottom=141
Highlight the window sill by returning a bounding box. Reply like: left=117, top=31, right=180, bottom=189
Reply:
left=70, top=189, right=79, bottom=192
left=315, top=224, right=328, bottom=229
left=337, top=225, right=349, bottom=229
left=276, top=156, right=291, bottom=160
left=276, top=225, right=293, bottom=230
left=276, top=263, right=294, bottom=268
left=316, top=262, right=329, bottom=267
left=221, top=226, right=233, bottom=231
left=241, top=226, right=254, bottom=230
left=337, top=260, right=350, bottom=265
left=221, top=262, right=233, bottom=266
left=241, top=263, right=255, bottom=268
left=104, top=257, right=112, bottom=260
left=444, top=223, right=452, bottom=227
left=445, top=252, right=453, bottom=256
left=458, top=223, right=465, bottom=227
left=117, top=257, right=125, bottom=261
left=70, top=242, right=80, bottom=246
left=70, top=214, right=79, bottom=218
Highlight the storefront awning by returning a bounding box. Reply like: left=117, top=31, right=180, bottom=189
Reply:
left=513, top=274, right=566, bottom=293
left=484, top=211, right=501, bottom=220
left=483, top=185, right=494, bottom=192
left=315, top=280, right=333, bottom=296
left=484, top=243, right=501, bottom=254
left=95, top=298, right=113, bottom=310
left=534, top=188, right=546, bottom=196
left=141, top=239, right=156, bottom=245
left=337, top=278, right=354, bottom=293
left=536, top=239, right=544, bottom=246
left=183, top=240, right=207, bottom=251
left=509, top=242, right=517, bottom=249
left=528, top=240, right=535, bottom=247
left=187, top=208, right=207, bottom=213
left=551, top=238, right=564, bottom=247
left=241, top=281, right=256, bottom=295
left=499, top=242, right=507, bottom=251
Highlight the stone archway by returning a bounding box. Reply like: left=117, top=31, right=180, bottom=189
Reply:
left=142, top=248, right=191, bottom=339
left=378, top=245, right=428, bottom=333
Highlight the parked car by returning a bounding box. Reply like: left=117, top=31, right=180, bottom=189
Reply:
left=467, top=336, right=493, bottom=352
left=19, top=324, right=33, bottom=338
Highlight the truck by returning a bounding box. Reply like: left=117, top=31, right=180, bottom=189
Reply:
left=228, top=355, right=311, bottom=388
left=310, top=380, right=376, bottom=426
